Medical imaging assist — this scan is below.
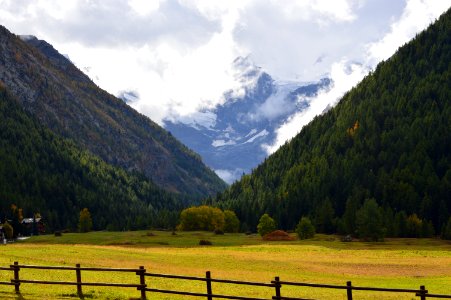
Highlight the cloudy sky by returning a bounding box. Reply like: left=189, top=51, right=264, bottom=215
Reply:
left=1, top=0, right=449, bottom=153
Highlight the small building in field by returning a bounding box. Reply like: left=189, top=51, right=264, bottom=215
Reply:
left=21, top=217, right=45, bottom=236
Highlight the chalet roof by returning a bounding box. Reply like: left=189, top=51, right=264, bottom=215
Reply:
left=21, top=218, right=42, bottom=224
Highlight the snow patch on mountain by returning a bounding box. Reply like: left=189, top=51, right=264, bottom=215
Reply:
left=175, top=111, right=217, bottom=130
left=163, top=57, right=331, bottom=183
left=245, top=129, right=258, bottom=138
left=212, top=139, right=236, bottom=147
left=244, top=129, right=269, bottom=144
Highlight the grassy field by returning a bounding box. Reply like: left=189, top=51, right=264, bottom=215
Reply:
left=0, top=231, right=450, bottom=299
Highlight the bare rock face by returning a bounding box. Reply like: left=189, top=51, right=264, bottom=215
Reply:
left=0, top=26, right=226, bottom=198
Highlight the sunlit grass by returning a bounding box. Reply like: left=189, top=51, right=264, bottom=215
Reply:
left=0, top=231, right=450, bottom=299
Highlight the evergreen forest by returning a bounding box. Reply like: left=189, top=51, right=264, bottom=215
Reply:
left=0, top=84, right=183, bottom=232
left=215, top=9, right=451, bottom=237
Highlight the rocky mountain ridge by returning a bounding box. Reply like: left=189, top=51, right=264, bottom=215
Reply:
left=0, top=26, right=226, bottom=198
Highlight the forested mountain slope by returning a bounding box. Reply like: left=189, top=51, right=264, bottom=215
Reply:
left=216, top=9, right=451, bottom=233
left=0, top=85, right=182, bottom=231
left=0, top=26, right=226, bottom=198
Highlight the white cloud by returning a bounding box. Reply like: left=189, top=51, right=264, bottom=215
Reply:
left=233, top=0, right=403, bottom=82
left=273, top=0, right=359, bottom=23
left=0, top=0, right=379, bottom=124
left=367, top=0, right=451, bottom=63
left=214, top=168, right=245, bottom=184
left=128, top=0, right=163, bottom=16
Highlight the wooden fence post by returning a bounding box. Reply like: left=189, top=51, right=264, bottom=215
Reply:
left=76, top=263, right=83, bottom=299
left=138, top=266, right=146, bottom=300
left=419, top=285, right=426, bottom=300
left=346, top=281, right=353, bottom=300
left=206, top=271, right=213, bottom=300
left=274, top=276, right=281, bottom=300
left=13, top=261, right=20, bottom=294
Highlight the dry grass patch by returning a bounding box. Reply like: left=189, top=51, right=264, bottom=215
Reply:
left=0, top=233, right=450, bottom=299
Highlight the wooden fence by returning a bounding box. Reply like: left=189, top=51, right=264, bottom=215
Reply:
left=1, top=262, right=450, bottom=299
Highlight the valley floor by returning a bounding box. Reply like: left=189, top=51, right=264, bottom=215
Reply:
left=0, top=231, right=450, bottom=299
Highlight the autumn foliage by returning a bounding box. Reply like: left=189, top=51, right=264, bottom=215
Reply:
left=178, top=206, right=239, bottom=232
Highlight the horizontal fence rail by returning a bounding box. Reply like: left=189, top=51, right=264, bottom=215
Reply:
left=0, top=261, right=450, bottom=299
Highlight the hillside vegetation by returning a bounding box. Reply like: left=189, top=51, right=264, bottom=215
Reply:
left=0, top=26, right=226, bottom=198
left=216, top=9, right=451, bottom=234
left=0, top=86, right=182, bottom=231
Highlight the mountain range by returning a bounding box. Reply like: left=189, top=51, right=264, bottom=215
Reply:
left=164, top=57, right=331, bottom=183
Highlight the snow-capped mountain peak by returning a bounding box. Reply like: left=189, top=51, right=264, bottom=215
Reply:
left=164, top=57, right=331, bottom=183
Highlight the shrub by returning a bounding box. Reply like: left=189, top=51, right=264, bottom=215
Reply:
left=54, top=231, right=62, bottom=237
left=78, top=208, right=93, bottom=233
left=199, top=239, right=212, bottom=245
left=214, top=229, right=224, bottom=235
left=296, top=217, right=315, bottom=240
left=223, top=210, right=240, bottom=233
left=178, top=206, right=225, bottom=231
left=341, top=235, right=353, bottom=242
left=2, top=222, right=13, bottom=239
left=257, top=214, right=276, bottom=237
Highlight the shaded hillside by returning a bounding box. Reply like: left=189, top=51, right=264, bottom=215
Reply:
left=216, top=9, right=451, bottom=233
left=0, top=84, right=182, bottom=231
left=0, top=27, right=226, bottom=198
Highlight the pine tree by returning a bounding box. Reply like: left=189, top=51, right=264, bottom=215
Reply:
left=296, top=217, right=315, bottom=240
left=356, top=199, right=385, bottom=241
left=441, top=217, right=451, bottom=240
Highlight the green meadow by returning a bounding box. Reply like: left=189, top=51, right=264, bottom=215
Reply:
left=0, top=231, right=450, bottom=299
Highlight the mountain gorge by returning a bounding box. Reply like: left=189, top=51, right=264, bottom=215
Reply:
left=164, top=57, right=331, bottom=183
left=216, top=9, right=451, bottom=234
left=0, top=26, right=226, bottom=199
